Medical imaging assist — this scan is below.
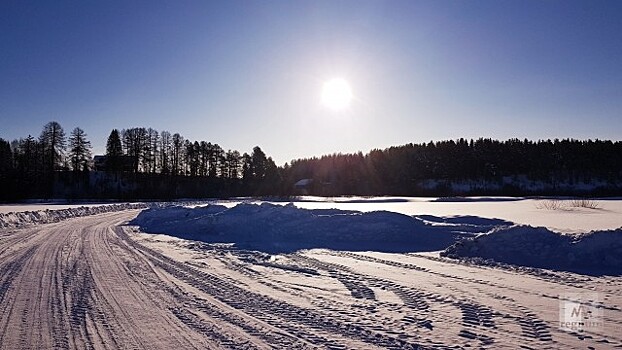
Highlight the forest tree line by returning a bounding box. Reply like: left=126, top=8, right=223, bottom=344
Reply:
left=0, top=122, right=279, bottom=199
left=283, top=138, right=622, bottom=196
left=1, top=122, right=622, bottom=200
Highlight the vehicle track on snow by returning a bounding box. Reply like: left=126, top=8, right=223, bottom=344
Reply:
left=1, top=209, right=620, bottom=349
left=0, top=211, right=429, bottom=349
left=119, top=229, right=428, bottom=349
left=0, top=211, right=235, bottom=349
left=304, top=250, right=622, bottom=349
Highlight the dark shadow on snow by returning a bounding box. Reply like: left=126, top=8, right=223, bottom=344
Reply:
left=129, top=202, right=622, bottom=276
left=442, top=226, right=622, bottom=276
left=129, top=203, right=500, bottom=254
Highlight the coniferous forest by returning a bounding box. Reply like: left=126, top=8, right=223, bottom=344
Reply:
left=1, top=121, right=622, bottom=200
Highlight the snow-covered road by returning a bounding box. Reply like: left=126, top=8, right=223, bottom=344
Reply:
left=0, top=210, right=216, bottom=349
left=0, top=209, right=620, bottom=349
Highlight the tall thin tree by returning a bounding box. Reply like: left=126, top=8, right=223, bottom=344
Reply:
left=39, top=121, right=66, bottom=172
left=68, top=127, right=92, bottom=172
left=106, top=129, right=123, bottom=171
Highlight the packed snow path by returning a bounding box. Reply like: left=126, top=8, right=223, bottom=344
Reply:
left=0, top=210, right=620, bottom=349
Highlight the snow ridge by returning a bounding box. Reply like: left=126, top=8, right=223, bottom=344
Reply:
left=132, top=202, right=622, bottom=274
left=442, top=225, right=622, bottom=274
left=130, top=203, right=500, bottom=253
left=0, top=203, right=151, bottom=229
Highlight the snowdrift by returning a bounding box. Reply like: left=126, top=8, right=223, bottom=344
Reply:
left=132, top=202, right=622, bottom=274
left=130, top=203, right=503, bottom=253
left=0, top=203, right=149, bottom=229
left=5, top=198, right=621, bottom=275
left=442, top=225, right=622, bottom=275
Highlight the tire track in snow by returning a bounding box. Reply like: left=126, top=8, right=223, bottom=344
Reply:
left=291, top=251, right=557, bottom=348
left=120, top=229, right=427, bottom=349
left=313, top=250, right=622, bottom=348
left=1, top=208, right=619, bottom=349
left=0, top=211, right=226, bottom=349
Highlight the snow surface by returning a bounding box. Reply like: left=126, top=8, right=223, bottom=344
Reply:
left=3, top=196, right=621, bottom=232
left=2, top=197, right=621, bottom=274
left=0, top=202, right=127, bottom=214
left=1, top=197, right=621, bottom=348
left=191, top=196, right=622, bottom=232
left=442, top=225, right=622, bottom=275
left=130, top=203, right=506, bottom=253
left=285, top=197, right=622, bottom=233
left=0, top=202, right=149, bottom=229
left=131, top=200, right=622, bottom=274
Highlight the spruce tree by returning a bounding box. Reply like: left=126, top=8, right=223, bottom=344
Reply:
left=106, top=129, right=123, bottom=171
left=68, top=127, right=92, bottom=172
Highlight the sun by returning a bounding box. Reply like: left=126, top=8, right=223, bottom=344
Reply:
left=321, top=78, right=352, bottom=110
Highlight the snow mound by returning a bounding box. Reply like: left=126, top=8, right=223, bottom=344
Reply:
left=130, top=203, right=502, bottom=253
left=430, top=197, right=522, bottom=202
left=0, top=203, right=150, bottom=229
left=441, top=225, right=622, bottom=275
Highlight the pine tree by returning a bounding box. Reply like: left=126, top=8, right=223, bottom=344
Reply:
left=146, top=128, right=159, bottom=173
left=210, top=144, right=223, bottom=178
left=225, top=150, right=241, bottom=179
left=0, top=138, right=13, bottom=176
left=0, top=138, right=14, bottom=198
left=68, top=127, right=92, bottom=172
left=241, top=153, right=252, bottom=181
left=159, top=131, right=172, bottom=174
left=122, top=127, right=148, bottom=173
left=171, top=133, right=184, bottom=175
left=250, top=146, right=267, bottom=180
left=106, top=129, right=123, bottom=171
left=14, top=135, right=42, bottom=195
left=39, top=121, right=66, bottom=172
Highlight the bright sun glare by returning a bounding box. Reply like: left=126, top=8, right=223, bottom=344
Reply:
left=321, top=78, right=352, bottom=111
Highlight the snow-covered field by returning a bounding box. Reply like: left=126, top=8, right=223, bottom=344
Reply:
left=269, top=196, right=622, bottom=232
left=3, top=196, right=621, bottom=231
left=0, top=197, right=621, bottom=349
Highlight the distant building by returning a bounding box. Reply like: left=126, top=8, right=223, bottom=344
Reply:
left=92, top=155, right=136, bottom=172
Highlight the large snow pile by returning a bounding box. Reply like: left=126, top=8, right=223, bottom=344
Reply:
left=442, top=225, right=622, bottom=274
left=0, top=203, right=150, bottom=229
left=130, top=203, right=505, bottom=253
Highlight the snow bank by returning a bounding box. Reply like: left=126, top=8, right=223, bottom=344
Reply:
left=259, top=196, right=415, bottom=204
left=441, top=225, right=622, bottom=275
left=430, top=197, right=523, bottom=202
left=0, top=203, right=150, bottom=229
left=130, top=203, right=502, bottom=253
left=135, top=202, right=622, bottom=274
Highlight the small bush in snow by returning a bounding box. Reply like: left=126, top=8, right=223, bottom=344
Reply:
left=570, top=198, right=600, bottom=209
left=535, top=199, right=600, bottom=210
left=535, top=199, right=565, bottom=210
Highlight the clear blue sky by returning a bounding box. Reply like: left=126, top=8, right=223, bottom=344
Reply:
left=1, top=0, right=621, bottom=165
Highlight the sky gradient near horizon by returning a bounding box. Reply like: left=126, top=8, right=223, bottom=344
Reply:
left=1, top=0, right=621, bottom=165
